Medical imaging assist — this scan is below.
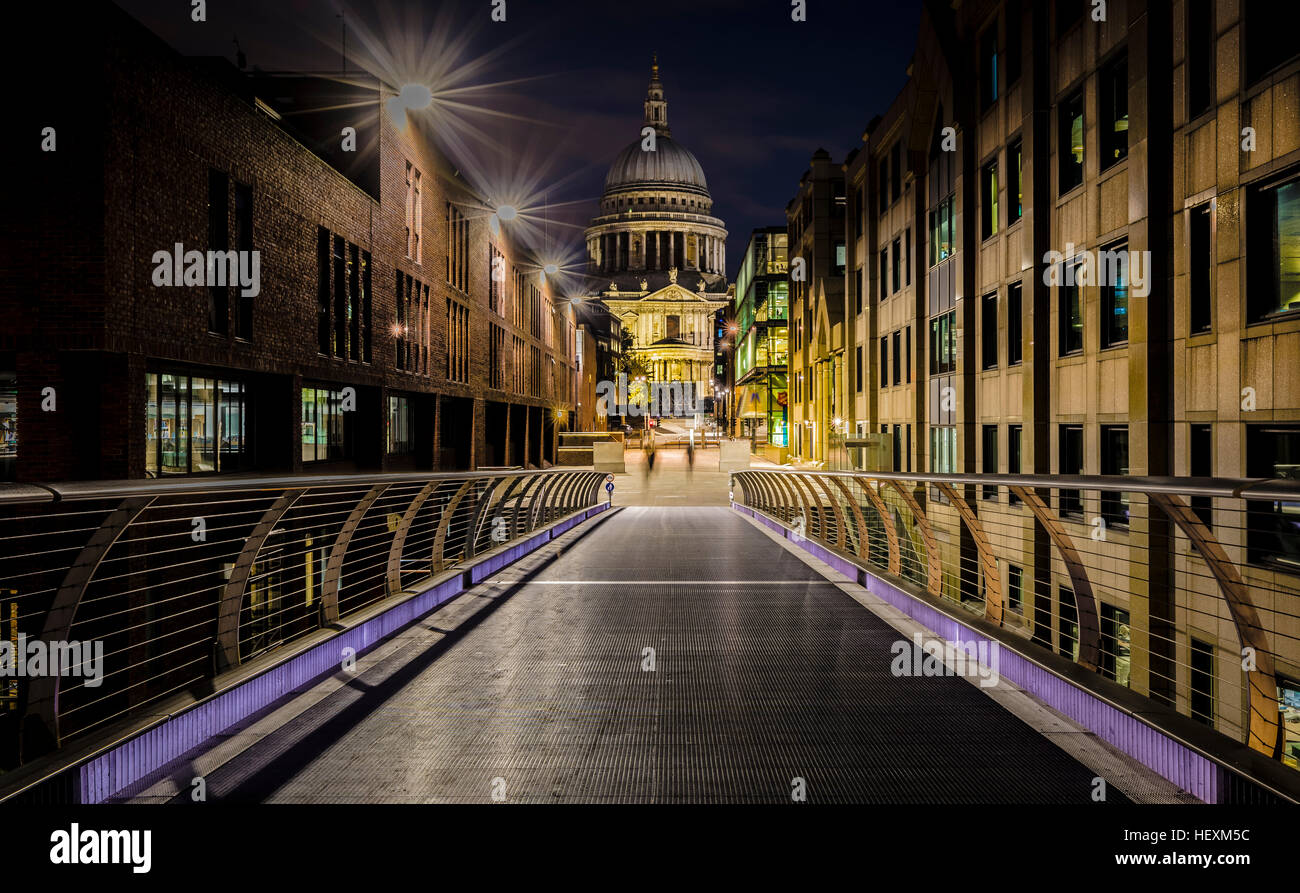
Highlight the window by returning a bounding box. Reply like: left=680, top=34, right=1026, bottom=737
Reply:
left=0, top=372, right=14, bottom=481
left=1187, top=0, right=1214, bottom=116
left=905, top=424, right=912, bottom=472
left=891, top=238, right=901, bottom=293
left=929, top=195, right=954, bottom=265
left=234, top=182, right=253, bottom=340
left=1059, top=90, right=1084, bottom=194
left=930, top=425, right=956, bottom=473
left=854, top=186, right=864, bottom=238
left=1100, top=604, right=1131, bottom=687
left=878, top=156, right=889, bottom=215
left=1190, top=639, right=1215, bottom=726
left=207, top=169, right=229, bottom=336
left=981, top=24, right=998, bottom=111
left=930, top=310, right=956, bottom=375
left=446, top=202, right=468, bottom=293
left=405, top=162, right=422, bottom=262
left=1246, top=173, right=1300, bottom=321
left=1189, top=203, right=1214, bottom=333
left=982, top=159, right=999, bottom=239
left=1056, top=0, right=1085, bottom=35
left=905, top=228, right=912, bottom=285
left=489, top=324, right=505, bottom=390
left=387, top=395, right=413, bottom=454
left=1008, top=565, right=1023, bottom=613
left=890, top=142, right=902, bottom=203
left=855, top=346, right=863, bottom=392
left=880, top=336, right=889, bottom=386
left=489, top=244, right=504, bottom=315
left=1059, top=424, right=1084, bottom=516
left=1101, top=425, right=1129, bottom=527
left=982, top=425, right=998, bottom=500
left=1190, top=423, right=1213, bottom=526
left=1007, top=280, right=1023, bottom=364
left=447, top=299, right=469, bottom=383
left=317, top=227, right=331, bottom=355
left=1006, top=1, right=1022, bottom=85
left=1008, top=424, right=1023, bottom=505
left=893, top=426, right=902, bottom=472
left=1008, top=139, right=1023, bottom=224
left=146, top=371, right=247, bottom=476
left=1058, top=586, right=1079, bottom=661
left=1245, top=425, right=1300, bottom=570
left=981, top=291, right=998, bottom=369
left=301, top=386, right=353, bottom=463
left=332, top=235, right=347, bottom=358
left=880, top=248, right=888, bottom=300
left=396, top=272, right=430, bottom=374
left=1245, top=0, right=1299, bottom=85
left=855, top=266, right=864, bottom=315
left=1059, top=261, right=1083, bottom=355
left=1101, top=242, right=1129, bottom=347
left=892, top=330, right=901, bottom=385
left=1099, top=53, right=1128, bottom=169
left=904, top=326, right=912, bottom=382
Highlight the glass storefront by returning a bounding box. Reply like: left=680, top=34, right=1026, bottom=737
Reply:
left=145, top=370, right=246, bottom=476
left=0, top=372, right=15, bottom=481
left=1280, top=678, right=1300, bottom=771
left=301, top=385, right=353, bottom=463
left=387, top=395, right=413, bottom=455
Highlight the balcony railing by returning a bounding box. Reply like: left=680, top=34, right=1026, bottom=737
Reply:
left=730, top=469, right=1300, bottom=783
left=0, top=469, right=604, bottom=766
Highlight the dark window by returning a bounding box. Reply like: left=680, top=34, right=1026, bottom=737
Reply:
left=207, top=169, right=229, bottom=336
left=317, top=227, right=331, bottom=354
left=1058, top=586, right=1079, bottom=661
left=1101, top=241, right=1130, bottom=347
left=235, top=182, right=253, bottom=340
left=1008, top=564, right=1023, bottom=613
left=981, top=291, right=998, bottom=369
left=855, top=346, right=863, bottom=392
left=930, top=311, right=957, bottom=375
left=1245, top=0, right=1299, bottom=85
left=333, top=236, right=346, bottom=358
left=1190, top=423, right=1213, bottom=527
left=892, top=330, right=901, bottom=385
left=890, top=141, right=902, bottom=203
left=981, top=24, right=999, bottom=111
left=880, top=248, right=889, bottom=300
left=1246, top=425, right=1300, bottom=571
left=1059, top=90, right=1084, bottom=194
left=1189, top=202, right=1214, bottom=333
left=856, top=266, right=864, bottom=315
left=905, top=228, right=912, bottom=285
left=1100, top=604, right=1131, bottom=686
left=1008, top=424, right=1023, bottom=505
left=1006, top=1, right=1022, bottom=85
left=1060, top=262, right=1083, bottom=354
left=893, top=426, right=902, bottom=472
left=1187, top=0, right=1214, bottom=116
left=1059, top=424, right=1083, bottom=516
left=1101, top=425, right=1129, bottom=528
left=905, top=326, right=912, bottom=383
left=1099, top=52, right=1128, bottom=169
left=1007, top=281, right=1023, bottom=364
left=348, top=244, right=361, bottom=361
left=982, top=424, right=998, bottom=500
left=1246, top=173, right=1300, bottom=322
left=880, top=336, right=889, bottom=386
left=1009, top=139, right=1023, bottom=224
left=1190, top=639, right=1215, bottom=726
left=1056, top=0, right=1085, bottom=35
left=982, top=159, right=999, bottom=239
left=891, top=237, right=901, bottom=292
left=905, top=424, right=912, bottom=472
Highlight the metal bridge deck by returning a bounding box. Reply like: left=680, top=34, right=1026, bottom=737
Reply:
left=136, top=507, right=1130, bottom=804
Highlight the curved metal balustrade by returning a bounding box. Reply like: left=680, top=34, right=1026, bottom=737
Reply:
left=0, top=469, right=605, bottom=765
left=731, top=469, right=1300, bottom=778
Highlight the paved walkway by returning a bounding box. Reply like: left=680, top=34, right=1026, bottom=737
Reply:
left=132, top=508, right=1135, bottom=804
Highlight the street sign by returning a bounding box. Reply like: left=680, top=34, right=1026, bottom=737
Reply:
left=605, top=482, right=615, bottom=493
left=605, top=473, right=615, bottom=484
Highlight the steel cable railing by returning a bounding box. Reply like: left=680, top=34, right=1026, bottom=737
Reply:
left=0, top=469, right=603, bottom=768
left=731, top=468, right=1300, bottom=778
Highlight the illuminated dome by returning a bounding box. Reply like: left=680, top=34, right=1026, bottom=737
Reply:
left=603, top=136, right=709, bottom=197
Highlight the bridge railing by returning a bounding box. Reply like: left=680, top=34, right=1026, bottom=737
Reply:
left=0, top=469, right=604, bottom=766
left=730, top=469, right=1300, bottom=779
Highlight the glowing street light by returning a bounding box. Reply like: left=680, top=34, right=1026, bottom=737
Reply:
left=398, top=83, right=432, bottom=110
left=495, top=204, right=519, bottom=222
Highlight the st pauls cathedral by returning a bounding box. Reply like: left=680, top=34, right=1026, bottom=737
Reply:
left=586, top=59, right=730, bottom=402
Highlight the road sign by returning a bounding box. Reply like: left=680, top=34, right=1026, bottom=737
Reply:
left=605, top=482, right=615, bottom=493
left=605, top=473, right=615, bottom=484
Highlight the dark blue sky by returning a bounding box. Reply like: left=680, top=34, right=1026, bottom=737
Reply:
left=118, top=0, right=922, bottom=276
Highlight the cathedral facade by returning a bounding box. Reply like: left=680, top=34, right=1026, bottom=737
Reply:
left=586, top=59, right=730, bottom=409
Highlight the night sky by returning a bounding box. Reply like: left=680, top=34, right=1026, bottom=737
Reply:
left=117, top=0, right=922, bottom=278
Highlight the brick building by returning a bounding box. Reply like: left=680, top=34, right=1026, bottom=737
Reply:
left=2, top=3, right=576, bottom=483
